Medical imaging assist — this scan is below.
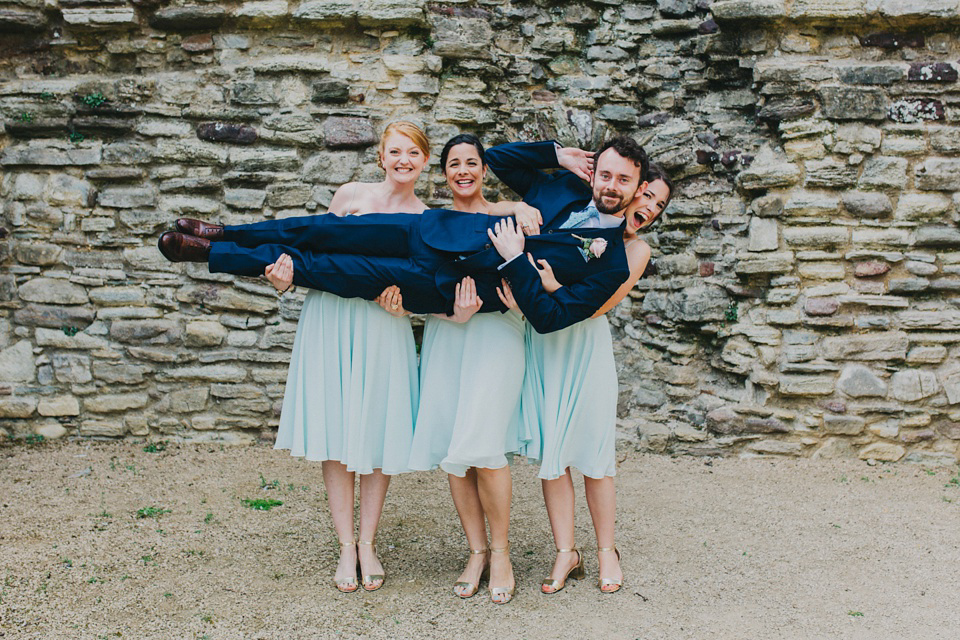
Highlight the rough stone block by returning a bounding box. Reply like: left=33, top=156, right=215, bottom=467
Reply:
left=906, top=345, right=947, bottom=365
left=38, top=395, right=80, bottom=417
left=0, top=8, right=46, bottom=31
left=266, top=183, right=312, bottom=208
left=822, top=332, right=908, bottom=361
left=783, top=192, right=841, bottom=217
left=45, top=174, right=92, bottom=207
left=842, top=192, right=892, bottom=217
left=798, top=263, right=845, bottom=280
left=858, top=442, right=905, bottom=462
left=735, top=252, right=795, bottom=274
left=748, top=217, right=779, bottom=251
left=851, top=228, right=911, bottom=247
left=98, top=187, right=157, bottom=209
left=711, top=0, right=785, bottom=20
left=872, top=0, right=958, bottom=19
left=823, top=414, right=865, bottom=435
left=323, top=117, right=378, bottom=149
left=0, top=341, right=36, bottom=383
left=889, top=99, right=944, bottom=124
left=197, top=122, right=258, bottom=145
left=62, top=7, right=136, bottom=26
left=916, top=226, right=960, bottom=248
left=176, top=285, right=277, bottom=314
left=185, top=321, right=228, bottom=347
left=779, top=375, right=835, bottom=396
left=311, top=78, right=351, bottom=104
left=0, top=397, right=38, bottom=418
left=820, top=86, right=886, bottom=121
left=224, top=188, right=267, bottom=209
left=737, top=161, right=800, bottom=190
left=160, top=365, right=247, bottom=382
left=804, top=160, right=858, bottom=188
left=231, top=82, right=278, bottom=106
left=229, top=148, right=299, bottom=172
left=837, top=64, right=904, bottom=86
left=52, top=353, right=92, bottom=383
left=895, top=194, right=951, bottom=221
left=916, top=158, right=960, bottom=191
left=18, top=278, right=88, bottom=305
left=908, top=62, right=958, bottom=83
left=168, top=388, right=209, bottom=413
left=79, top=420, right=127, bottom=437
left=1, top=143, right=102, bottom=167
left=783, top=227, right=849, bottom=247
left=890, top=370, right=940, bottom=402
left=13, top=304, right=96, bottom=330
left=232, top=0, right=288, bottom=19
left=149, top=5, right=227, bottom=30
left=14, top=243, right=63, bottom=266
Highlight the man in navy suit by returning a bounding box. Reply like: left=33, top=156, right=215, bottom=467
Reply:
left=158, top=136, right=651, bottom=334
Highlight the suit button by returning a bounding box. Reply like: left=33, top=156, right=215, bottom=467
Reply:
left=547, top=230, right=554, bottom=234
left=484, top=243, right=491, bottom=249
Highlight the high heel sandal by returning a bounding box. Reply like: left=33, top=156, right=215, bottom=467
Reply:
left=488, top=544, right=515, bottom=605
left=541, top=547, right=584, bottom=594
left=357, top=539, right=385, bottom=592
left=597, top=546, right=623, bottom=594
left=453, top=547, right=489, bottom=599
left=334, top=540, right=359, bottom=593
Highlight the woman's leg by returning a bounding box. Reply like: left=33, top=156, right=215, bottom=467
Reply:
left=449, top=469, right=490, bottom=596
left=584, top=475, right=623, bottom=590
left=357, top=469, right=390, bottom=589
left=322, top=461, right=358, bottom=586
left=476, top=466, right=514, bottom=602
left=540, top=469, right=582, bottom=592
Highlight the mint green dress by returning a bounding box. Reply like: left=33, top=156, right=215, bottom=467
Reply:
left=409, top=312, right=528, bottom=477
left=521, top=316, right=618, bottom=480
left=274, top=290, right=417, bottom=475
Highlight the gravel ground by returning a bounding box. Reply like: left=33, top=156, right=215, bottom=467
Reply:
left=1, top=440, right=959, bottom=640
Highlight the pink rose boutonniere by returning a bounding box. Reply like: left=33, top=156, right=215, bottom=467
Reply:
left=571, top=235, right=608, bottom=262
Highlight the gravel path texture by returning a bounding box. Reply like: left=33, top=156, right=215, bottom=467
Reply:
left=1, top=440, right=959, bottom=639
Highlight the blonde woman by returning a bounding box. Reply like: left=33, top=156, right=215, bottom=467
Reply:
left=274, top=122, right=429, bottom=593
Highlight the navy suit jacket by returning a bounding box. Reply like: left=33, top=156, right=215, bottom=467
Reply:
left=482, top=140, right=631, bottom=333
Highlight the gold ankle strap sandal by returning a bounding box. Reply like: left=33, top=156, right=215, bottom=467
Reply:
left=488, top=544, right=515, bottom=605
left=453, top=547, right=489, bottom=599
left=357, top=540, right=385, bottom=592
left=334, top=540, right=358, bottom=593
left=541, top=546, right=585, bottom=594
left=597, top=546, right=623, bottom=594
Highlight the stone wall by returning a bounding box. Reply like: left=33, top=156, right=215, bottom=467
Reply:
left=1, top=0, right=959, bottom=463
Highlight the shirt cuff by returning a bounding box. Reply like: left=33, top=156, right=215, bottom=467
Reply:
left=497, top=253, right=524, bottom=270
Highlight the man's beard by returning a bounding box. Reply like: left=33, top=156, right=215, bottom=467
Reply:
left=594, top=190, right=626, bottom=215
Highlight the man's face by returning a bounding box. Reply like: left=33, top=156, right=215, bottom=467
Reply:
left=589, top=148, right=643, bottom=216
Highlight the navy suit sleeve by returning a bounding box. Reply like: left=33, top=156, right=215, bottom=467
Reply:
left=501, top=258, right=628, bottom=334
left=485, top=141, right=561, bottom=198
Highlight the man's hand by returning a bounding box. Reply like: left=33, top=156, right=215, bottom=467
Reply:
left=265, top=253, right=294, bottom=291
left=512, top=202, right=543, bottom=236
left=445, top=277, right=483, bottom=323
left=556, top=146, right=595, bottom=182
left=376, top=285, right=407, bottom=317
left=528, top=253, right=562, bottom=293
left=488, top=217, right=525, bottom=262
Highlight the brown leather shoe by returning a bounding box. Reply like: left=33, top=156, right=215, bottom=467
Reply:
left=158, top=231, right=211, bottom=262
left=175, top=218, right=224, bottom=241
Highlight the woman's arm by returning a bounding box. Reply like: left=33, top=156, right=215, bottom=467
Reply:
left=590, top=240, right=650, bottom=318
